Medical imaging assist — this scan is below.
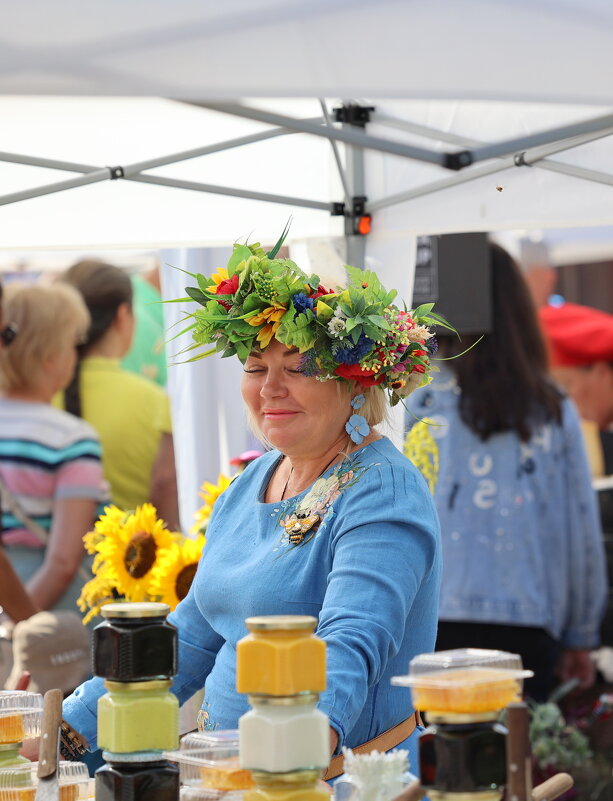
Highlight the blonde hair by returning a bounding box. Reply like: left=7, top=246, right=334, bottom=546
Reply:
left=0, top=283, right=90, bottom=393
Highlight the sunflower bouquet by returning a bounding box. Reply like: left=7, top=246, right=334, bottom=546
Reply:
left=78, top=503, right=206, bottom=624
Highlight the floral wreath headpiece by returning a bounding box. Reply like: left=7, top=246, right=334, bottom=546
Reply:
left=176, top=230, right=452, bottom=405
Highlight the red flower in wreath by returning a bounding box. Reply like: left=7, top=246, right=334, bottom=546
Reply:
left=309, top=284, right=334, bottom=300
left=334, top=363, right=387, bottom=386
left=216, top=274, right=239, bottom=297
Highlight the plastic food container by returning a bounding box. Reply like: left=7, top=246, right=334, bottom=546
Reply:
left=165, top=731, right=254, bottom=790
left=0, top=693, right=43, bottom=745
left=391, top=649, right=533, bottom=714
left=0, top=760, right=89, bottom=800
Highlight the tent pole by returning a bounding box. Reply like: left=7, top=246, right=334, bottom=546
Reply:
left=339, top=104, right=367, bottom=269
left=122, top=119, right=324, bottom=173
left=369, top=157, right=517, bottom=210
left=0, top=121, right=321, bottom=176
left=130, top=173, right=331, bottom=210
left=0, top=168, right=115, bottom=207
left=200, top=102, right=447, bottom=166
left=465, top=112, right=613, bottom=165
left=319, top=99, right=351, bottom=207
left=370, top=125, right=613, bottom=210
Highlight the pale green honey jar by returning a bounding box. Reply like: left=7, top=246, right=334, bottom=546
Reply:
left=97, top=679, right=179, bottom=753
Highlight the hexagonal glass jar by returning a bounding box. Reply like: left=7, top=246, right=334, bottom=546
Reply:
left=236, top=616, right=325, bottom=696
left=239, top=694, right=329, bottom=773
left=98, top=679, right=178, bottom=753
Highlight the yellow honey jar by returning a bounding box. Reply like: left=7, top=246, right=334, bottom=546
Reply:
left=236, top=616, right=325, bottom=696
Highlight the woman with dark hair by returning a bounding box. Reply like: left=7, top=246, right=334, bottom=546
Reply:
left=58, top=260, right=180, bottom=529
left=406, top=243, right=607, bottom=700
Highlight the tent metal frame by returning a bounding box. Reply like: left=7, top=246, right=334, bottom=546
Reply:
left=2, top=99, right=613, bottom=245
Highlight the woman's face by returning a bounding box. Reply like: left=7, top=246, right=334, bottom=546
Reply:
left=241, top=339, right=352, bottom=457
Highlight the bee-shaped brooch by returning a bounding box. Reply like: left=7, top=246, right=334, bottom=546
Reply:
left=283, top=511, right=321, bottom=545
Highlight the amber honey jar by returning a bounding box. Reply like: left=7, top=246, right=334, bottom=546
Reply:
left=236, top=616, right=325, bottom=696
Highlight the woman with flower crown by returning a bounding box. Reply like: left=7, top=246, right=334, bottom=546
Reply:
left=62, top=233, right=444, bottom=776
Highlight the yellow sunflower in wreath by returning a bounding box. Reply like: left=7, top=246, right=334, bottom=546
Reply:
left=149, top=534, right=206, bottom=609
left=94, top=503, right=174, bottom=602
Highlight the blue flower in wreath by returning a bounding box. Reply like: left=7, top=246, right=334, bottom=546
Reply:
left=346, top=414, right=370, bottom=444
left=292, top=293, right=314, bottom=316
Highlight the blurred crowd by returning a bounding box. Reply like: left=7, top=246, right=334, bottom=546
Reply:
left=0, top=260, right=178, bottom=690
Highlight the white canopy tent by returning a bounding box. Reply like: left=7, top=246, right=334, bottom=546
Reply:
left=4, top=0, right=613, bottom=525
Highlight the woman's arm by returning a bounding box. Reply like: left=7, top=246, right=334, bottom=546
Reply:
left=150, top=432, right=180, bottom=530
left=25, top=498, right=95, bottom=610
left=0, top=548, right=38, bottom=621
left=63, top=553, right=224, bottom=751
left=316, top=465, right=440, bottom=749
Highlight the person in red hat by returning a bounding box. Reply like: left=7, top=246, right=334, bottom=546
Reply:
left=540, top=301, right=613, bottom=474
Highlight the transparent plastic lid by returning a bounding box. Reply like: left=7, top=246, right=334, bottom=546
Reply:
left=165, top=731, right=253, bottom=790
left=391, top=648, right=532, bottom=686
left=0, top=760, right=89, bottom=793
left=391, top=649, right=533, bottom=715
left=0, top=692, right=43, bottom=743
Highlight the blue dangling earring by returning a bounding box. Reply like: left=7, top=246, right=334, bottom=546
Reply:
left=345, top=394, right=370, bottom=445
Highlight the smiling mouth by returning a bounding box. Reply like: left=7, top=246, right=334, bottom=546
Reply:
left=262, top=410, right=299, bottom=417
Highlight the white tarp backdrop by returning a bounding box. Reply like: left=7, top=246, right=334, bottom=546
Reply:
left=4, top=0, right=613, bottom=523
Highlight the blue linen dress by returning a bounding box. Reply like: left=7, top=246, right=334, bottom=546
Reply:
left=64, top=436, right=441, bottom=772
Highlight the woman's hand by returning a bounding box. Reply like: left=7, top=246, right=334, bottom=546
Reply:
left=329, top=726, right=339, bottom=755
left=558, top=648, right=596, bottom=690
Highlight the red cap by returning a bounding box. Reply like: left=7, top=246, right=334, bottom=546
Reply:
left=539, top=301, right=613, bottom=367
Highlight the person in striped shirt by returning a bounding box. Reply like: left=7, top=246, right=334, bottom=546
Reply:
left=0, top=283, right=108, bottom=613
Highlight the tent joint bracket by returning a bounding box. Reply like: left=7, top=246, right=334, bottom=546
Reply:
left=330, top=196, right=371, bottom=236
left=514, top=152, right=529, bottom=167
left=443, top=150, right=473, bottom=171
left=333, top=103, right=375, bottom=128
left=108, top=165, right=125, bottom=180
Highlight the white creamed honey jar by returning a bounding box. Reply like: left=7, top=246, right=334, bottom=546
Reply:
left=239, top=694, right=329, bottom=773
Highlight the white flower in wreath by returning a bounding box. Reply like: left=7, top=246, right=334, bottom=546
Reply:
left=328, top=317, right=346, bottom=337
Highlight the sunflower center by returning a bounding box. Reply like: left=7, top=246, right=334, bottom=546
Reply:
left=175, top=563, right=198, bottom=601
left=124, top=531, right=157, bottom=578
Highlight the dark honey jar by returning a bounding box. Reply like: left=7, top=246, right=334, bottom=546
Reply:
left=95, top=758, right=180, bottom=801
left=419, top=716, right=508, bottom=800
left=93, top=602, right=177, bottom=681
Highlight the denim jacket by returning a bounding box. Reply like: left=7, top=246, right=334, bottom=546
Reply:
left=406, top=367, right=607, bottom=649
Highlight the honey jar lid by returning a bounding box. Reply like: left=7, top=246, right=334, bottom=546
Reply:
left=101, top=602, right=171, bottom=619
left=248, top=692, right=319, bottom=707
left=104, top=679, right=173, bottom=692
left=245, top=615, right=317, bottom=632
